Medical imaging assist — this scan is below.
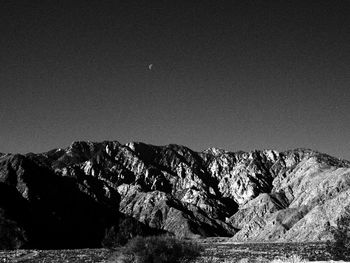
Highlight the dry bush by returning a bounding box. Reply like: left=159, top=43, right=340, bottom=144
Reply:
left=270, top=254, right=306, bottom=263
left=235, top=258, right=250, bottom=263
left=199, top=254, right=306, bottom=263
left=254, top=256, right=269, bottom=263
left=110, top=235, right=203, bottom=263
left=327, top=210, right=350, bottom=260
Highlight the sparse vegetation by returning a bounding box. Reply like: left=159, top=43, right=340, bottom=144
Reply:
left=110, top=235, right=203, bottom=263
left=327, top=209, right=350, bottom=260
left=202, top=254, right=306, bottom=263
left=102, top=217, right=147, bottom=248
left=270, top=254, right=306, bottom=263
left=102, top=215, right=167, bottom=248
left=201, top=255, right=308, bottom=263
left=0, top=241, right=331, bottom=262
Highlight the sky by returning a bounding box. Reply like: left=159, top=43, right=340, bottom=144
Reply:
left=0, top=0, right=349, bottom=160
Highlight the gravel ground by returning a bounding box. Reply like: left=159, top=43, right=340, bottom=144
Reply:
left=0, top=241, right=341, bottom=263
left=0, top=248, right=115, bottom=263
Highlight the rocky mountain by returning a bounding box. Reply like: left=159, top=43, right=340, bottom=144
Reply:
left=1, top=140, right=350, bottom=249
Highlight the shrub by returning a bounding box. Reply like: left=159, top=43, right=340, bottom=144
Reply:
left=102, top=215, right=166, bottom=248
left=270, top=254, right=306, bottom=263
left=202, top=255, right=305, bottom=263
left=236, top=258, right=250, bottom=263
left=254, top=256, right=269, bottom=263
left=112, top=235, right=203, bottom=263
left=102, top=217, right=148, bottom=248
left=327, top=209, right=350, bottom=260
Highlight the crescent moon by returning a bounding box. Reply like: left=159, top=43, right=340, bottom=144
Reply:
left=148, top=64, right=153, bottom=70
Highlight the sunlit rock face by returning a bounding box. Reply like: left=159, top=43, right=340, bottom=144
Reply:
left=229, top=150, right=350, bottom=242
left=0, top=141, right=350, bottom=248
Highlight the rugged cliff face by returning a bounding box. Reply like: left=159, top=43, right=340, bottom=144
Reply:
left=0, top=141, right=349, bottom=248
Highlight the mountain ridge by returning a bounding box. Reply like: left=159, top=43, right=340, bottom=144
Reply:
left=31, top=140, right=350, bottom=163
left=1, top=140, right=349, bottom=249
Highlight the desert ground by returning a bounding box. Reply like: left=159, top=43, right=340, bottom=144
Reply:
left=0, top=239, right=339, bottom=263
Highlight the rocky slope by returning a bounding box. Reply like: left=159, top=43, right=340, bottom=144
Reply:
left=0, top=141, right=349, bottom=249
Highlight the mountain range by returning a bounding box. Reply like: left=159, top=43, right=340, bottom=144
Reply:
left=1, top=140, right=350, bottom=249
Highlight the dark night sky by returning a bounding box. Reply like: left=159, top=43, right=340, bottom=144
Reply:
left=1, top=0, right=349, bottom=160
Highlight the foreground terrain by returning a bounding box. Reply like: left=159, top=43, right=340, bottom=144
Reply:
left=0, top=241, right=335, bottom=263
left=0, top=248, right=113, bottom=263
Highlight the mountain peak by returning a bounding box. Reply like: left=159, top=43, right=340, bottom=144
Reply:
left=203, top=147, right=227, bottom=156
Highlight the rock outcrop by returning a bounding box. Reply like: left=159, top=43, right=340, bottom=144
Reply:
left=1, top=141, right=350, bottom=248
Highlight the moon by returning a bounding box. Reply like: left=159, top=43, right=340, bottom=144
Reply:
left=148, top=64, right=153, bottom=70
